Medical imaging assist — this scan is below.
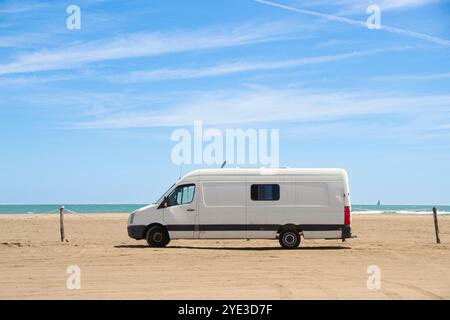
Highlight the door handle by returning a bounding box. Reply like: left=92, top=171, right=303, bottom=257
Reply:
left=186, top=208, right=195, bottom=212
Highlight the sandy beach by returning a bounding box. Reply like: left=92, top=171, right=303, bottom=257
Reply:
left=0, top=213, right=449, bottom=300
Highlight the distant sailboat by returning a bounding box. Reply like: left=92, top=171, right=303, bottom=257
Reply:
left=377, top=200, right=381, bottom=206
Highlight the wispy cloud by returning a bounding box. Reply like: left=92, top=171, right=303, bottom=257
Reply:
left=316, top=39, right=356, bottom=47
left=0, top=1, right=49, bottom=14
left=0, top=22, right=298, bottom=76
left=293, top=0, right=443, bottom=14
left=0, top=74, right=75, bottom=85
left=0, top=33, right=55, bottom=49
left=283, top=114, right=450, bottom=142
left=115, top=48, right=403, bottom=82
left=254, top=0, right=450, bottom=46
left=372, top=72, right=450, bottom=81
left=69, top=87, right=450, bottom=129
left=343, top=0, right=443, bottom=13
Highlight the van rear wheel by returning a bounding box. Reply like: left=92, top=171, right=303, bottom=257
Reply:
left=279, top=230, right=300, bottom=249
left=146, top=226, right=170, bottom=247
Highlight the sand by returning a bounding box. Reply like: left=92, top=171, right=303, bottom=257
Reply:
left=0, top=213, right=449, bottom=300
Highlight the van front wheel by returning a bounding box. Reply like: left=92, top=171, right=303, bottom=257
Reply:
left=279, top=230, right=300, bottom=249
left=146, top=226, right=170, bottom=247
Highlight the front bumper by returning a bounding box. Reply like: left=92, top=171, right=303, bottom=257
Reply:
left=127, top=225, right=146, bottom=240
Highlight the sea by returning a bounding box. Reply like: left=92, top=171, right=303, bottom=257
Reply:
left=0, top=204, right=448, bottom=215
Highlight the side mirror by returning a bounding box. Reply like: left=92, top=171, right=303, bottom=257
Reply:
left=158, top=196, right=168, bottom=209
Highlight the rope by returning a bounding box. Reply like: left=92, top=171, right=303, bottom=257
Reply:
left=28, top=207, right=101, bottom=219
left=30, top=208, right=59, bottom=216
left=63, top=208, right=99, bottom=219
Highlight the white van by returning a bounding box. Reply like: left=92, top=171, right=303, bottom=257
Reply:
left=127, top=168, right=353, bottom=249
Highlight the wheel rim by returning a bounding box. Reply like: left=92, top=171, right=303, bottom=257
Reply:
left=284, top=233, right=296, bottom=246
left=153, top=232, right=163, bottom=243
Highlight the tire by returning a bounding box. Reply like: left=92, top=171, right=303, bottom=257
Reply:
left=279, top=229, right=300, bottom=249
left=146, top=226, right=170, bottom=247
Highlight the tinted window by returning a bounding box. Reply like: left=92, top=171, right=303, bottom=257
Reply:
left=251, top=184, right=280, bottom=201
left=167, top=184, right=195, bottom=207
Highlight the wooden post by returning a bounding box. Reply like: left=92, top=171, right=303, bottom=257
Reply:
left=432, top=207, right=440, bottom=244
left=59, top=206, right=65, bottom=242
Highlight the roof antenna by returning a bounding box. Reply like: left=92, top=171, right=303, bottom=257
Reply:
left=178, top=164, right=183, bottom=180
left=221, top=161, right=227, bottom=169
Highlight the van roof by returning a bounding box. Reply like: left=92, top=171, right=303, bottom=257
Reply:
left=182, top=168, right=348, bottom=179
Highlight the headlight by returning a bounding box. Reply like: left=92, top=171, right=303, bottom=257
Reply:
left=128, top=213, right=135, bottom=224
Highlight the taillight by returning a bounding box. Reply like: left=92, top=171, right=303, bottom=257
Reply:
left=344, top=206, right=351, bottom=225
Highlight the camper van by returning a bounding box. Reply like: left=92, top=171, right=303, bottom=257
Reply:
left=127, top=168, right=353, bottom=249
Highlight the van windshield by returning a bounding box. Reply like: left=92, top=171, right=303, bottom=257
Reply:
left=153, top=183, right=175, bottom=204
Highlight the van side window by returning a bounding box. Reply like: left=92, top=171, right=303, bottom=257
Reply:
left=251, top=184, right=280, bottom=201
left=167, top=184, right=195, bottom=207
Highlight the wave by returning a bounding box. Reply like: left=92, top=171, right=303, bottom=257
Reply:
left=353, top=210, right=450, bottom=215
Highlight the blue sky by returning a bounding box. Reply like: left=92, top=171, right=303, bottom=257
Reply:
left=0, top=0, right=449, bottom=205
